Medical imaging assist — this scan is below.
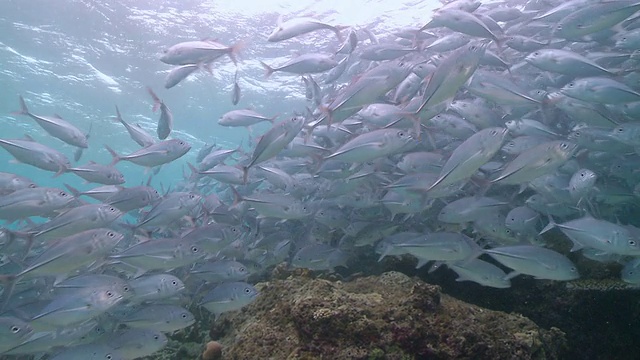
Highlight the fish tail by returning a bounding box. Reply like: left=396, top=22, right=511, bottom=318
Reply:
left=260, top=61, right=275, bottom=78
left=269, top=114, right=279, bottom=123
left=333, top=25, right=348, bottom=42
left=186, top=162, right=200, bottom=181
left=229, top=40, right=247, bottom=66
left=147, top=86, right=161, bottom=112
left=105, top=144, right=121, bottom=165
left=0, top=276, right=17, bottom=312
left=242, top=166, right=249, bottom=184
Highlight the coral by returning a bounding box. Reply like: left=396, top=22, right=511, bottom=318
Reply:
left=211, top=270, right=566, bottom=360
left=202, top=341, right=223, bottom=360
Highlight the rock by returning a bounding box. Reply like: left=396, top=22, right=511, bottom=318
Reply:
left=212, top=271, right=567, bottom=359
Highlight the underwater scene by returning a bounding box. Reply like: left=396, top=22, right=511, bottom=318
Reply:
left=2, top=0, right=640, bottom=358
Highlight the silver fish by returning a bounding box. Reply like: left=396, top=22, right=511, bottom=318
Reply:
left=267, top=16, right=343, bottom=42
left=114, top=106, right=156, bottom=147
left=147, top=87, right=173, bottom=140
left=105, top=138, right=191, bottom=168
left=14, top=95, right=88, bottom=149
left=200, top=281, right=258, bottom=318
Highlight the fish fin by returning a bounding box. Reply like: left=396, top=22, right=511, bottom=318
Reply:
left=104, top=144, right=121, bottom=165
left=415, top=257, right=430, bottom=269
left=428, top=261, right=445, bottom=273
left=53, top=113, right=64, bottom=119
left=74, top=147, right=83, bottom=162
left=147, top=86, right=161, bottom=112
left=260, top=61, right=275, bottom=78
left=186, top=162, right=201, bottom=182
left=22, top=134, right=35, bottom=141
left=114, top=105, right=125, bottom=124
left=14, top=95, right=30, bottom=116
left=63, top=183, right=81, bottom=197
left=503, top=271, right=520, bottom=280
left=569, top=241, right=584, bottom=252
left=539, top=215, right=557, bottom=235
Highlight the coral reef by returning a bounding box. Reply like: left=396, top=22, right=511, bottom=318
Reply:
left=210, top=269, right=566, bottom=359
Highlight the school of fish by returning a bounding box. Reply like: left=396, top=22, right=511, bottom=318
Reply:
left=3, top=0, right=640, bottom=358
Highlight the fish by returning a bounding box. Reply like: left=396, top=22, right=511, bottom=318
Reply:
left=0, top=187, right=74, bottom=221
left=219, top=109, right=277, bottom=127
left=14, top=95, right=89, bottom=149
left=260, top=53, right=338, bottom=78
left=232, top=69, right=241, bottom=105
left=267, top=16, right=343, bottom=42
left=325, top=128, right=415, bottom=163
left=561, top=77, right=640, bottom=104
left=485, top=245, right=580, bottom=281
left=491, top=141, right=578, bottom=185
left=160, top=39, right=242, bottom=65
left=190, top=260, right=250, bottom=283
left=27, top=204, right=123, bottom=241
left=412, top=42, right=487, bottom=132
left=165, top=64, right=199, bottom=89
left=0, top=136, right=70, bottom=176
left=129, top=273, right=185, bottom=303
left=65, top=161, right=125, bottom=185
left=448, top=258, right=511, bottom=288
left=427, top=127, right=508, bottom=191
left=105, top=138, right=191, bottom=168
left=0, top=316, right=34, bottom=353
left=147, top=87, right=173, bottom=140
left=119, top=304, right=195, bottom=332
left=200, top=281, right=258, bottom=318
left=540, top=215, right=640, bottom=256
left=0, top=172, right=37, bottom=195
left=113, top=106, right=156, bottom=147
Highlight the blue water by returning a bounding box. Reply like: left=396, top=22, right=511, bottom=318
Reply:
left=0, top=0, right=435, bottom=191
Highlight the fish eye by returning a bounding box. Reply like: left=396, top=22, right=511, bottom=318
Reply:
left=190, top=245, right=199, bottom=253
left=189, top=194, right=196, bottom=199
left=616, top=128, right=624, bottom=133
left=108, top=231, right=115, bottom=237
left=560, top=143, right=568, bottom=149
left=181, top=313, right=187, bottom=318
left=106, top=291, right=114, bottom=297
left=154, top=335, right=159, bottom=340
left=240, top=267, right=246, bottom=272
left=244, top=287, right=251, bottom=293
left=59, top=191, right=67, bottom=196
left=123, top=285, right=130, bottom=292
left=172, top=280, right=177, bottom=285
left=10, top=325, right=20, bottom=333
left=109, top=207, right=117, bottom=212
left=629, top=240, right=637, bottom=246
left=106, top=355, right=113, bottom=360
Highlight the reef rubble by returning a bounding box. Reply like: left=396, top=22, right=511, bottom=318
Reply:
left=203, top=268, right=566, bottom=360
